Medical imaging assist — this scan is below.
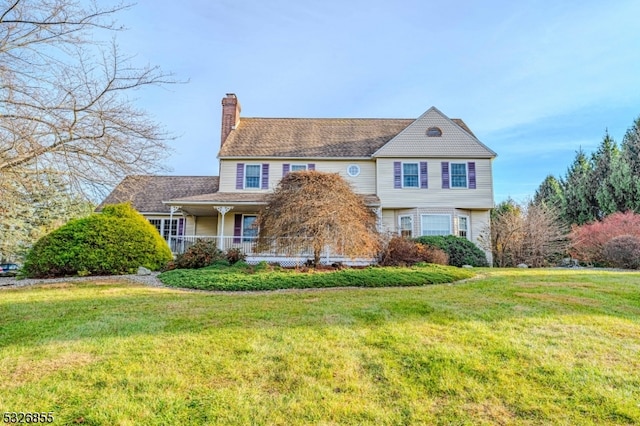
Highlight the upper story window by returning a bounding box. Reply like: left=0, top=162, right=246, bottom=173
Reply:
left=427, top=127, right=442, bottom=137
left=403, top=163, right=419, bottom=188
left=450, top=163, right=467, bottom=188
left=347, top=164, right=361, bottom=177
left=245, top=164, right=261, bottom=188
left=290, top=164, right=307, bottom=172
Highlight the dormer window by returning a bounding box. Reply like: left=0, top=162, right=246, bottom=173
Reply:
left=427, top=127, right=442, bottom=137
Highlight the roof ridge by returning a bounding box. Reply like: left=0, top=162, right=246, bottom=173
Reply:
left=239, top=117, right=415, bottom=121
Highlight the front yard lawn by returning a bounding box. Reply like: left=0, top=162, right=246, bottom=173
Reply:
left=158, top=262, right=474, bottom=291
left=0, top=268, right=639, bottom=425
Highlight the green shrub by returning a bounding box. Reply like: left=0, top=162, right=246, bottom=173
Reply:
left=602, top=235, right=640, bottom=269
left=23, top=202, right=172, bottom=278
left=415, top=235, right=488, bottom=267
left=158, top=263, right=473, bottom=291
left=174, top=239, right=225, bottom=269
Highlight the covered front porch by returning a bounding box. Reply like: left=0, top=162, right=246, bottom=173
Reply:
left=162, top=192, right=381, bottom=266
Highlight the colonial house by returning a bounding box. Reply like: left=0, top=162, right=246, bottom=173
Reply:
left=100, top=93, right=497, bottom=264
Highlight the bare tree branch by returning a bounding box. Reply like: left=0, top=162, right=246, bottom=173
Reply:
left=0, top=0, right=176, bottom=201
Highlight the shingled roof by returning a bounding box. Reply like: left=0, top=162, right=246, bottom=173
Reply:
left=218, top=118, right=414, bottom=158
left=218, top=117, right=479, bottom=158
left=97, top=175, right=219, bottom=213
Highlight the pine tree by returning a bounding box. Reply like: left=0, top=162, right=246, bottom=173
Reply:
left=533, top=174, right=564, bottom=209
left=561, top=149, right=598, bottom=225
left=621, top=115, right=640, bottom=175
left=592, top=131, right=619, bottom=218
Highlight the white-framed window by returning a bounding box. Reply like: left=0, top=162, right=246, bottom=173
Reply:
left=450, top=163, right=468, bottom=188
left=420, top=214, right=451, bottom=236
left=403, top=163, right=419, bottom=188
left=399, top=215, right=413, bottom=238
left=245, top=164, right=261, bottom=188
left=347, top=164, right=361, bottom=177
left=290, top=164, right=307, bottom=172
left=149, top=218, right=183, bottom=241
left=457, top=216, right=469, bottom=238
left=242, top=215, right=258, bottom=242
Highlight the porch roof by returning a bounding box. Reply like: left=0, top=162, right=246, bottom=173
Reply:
left=97, top=175, right=219, bottom=213
left=165, top=192, right=381, bottom=207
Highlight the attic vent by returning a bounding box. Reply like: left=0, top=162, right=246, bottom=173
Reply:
left=427, top=127, right=442, bottom=137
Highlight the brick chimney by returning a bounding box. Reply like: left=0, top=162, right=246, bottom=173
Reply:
left=221, top=93, right=241, bottom=147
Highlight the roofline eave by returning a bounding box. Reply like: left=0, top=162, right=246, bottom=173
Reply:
left=217, top=155, right=374, bottom=161
left=163, top=200, right=268, bottom=206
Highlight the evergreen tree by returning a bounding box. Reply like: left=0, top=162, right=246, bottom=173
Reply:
left=599, top=153, right=640, bottom=214
left=592, top=131, right=619, bottom=218
left=533, top=174, right=564, bottom=209
left=0, top=175, right=93, bottom=262
left=561, top=149, right=598, bottom=225
left=621, top=115, right=640, bottom=175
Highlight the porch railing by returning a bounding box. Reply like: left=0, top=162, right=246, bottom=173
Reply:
left=167, top=235, right=373, bottom=266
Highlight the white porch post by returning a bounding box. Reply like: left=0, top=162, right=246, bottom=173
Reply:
left=372, top=207, right=382, bottom=232
left=214, top=206, right=232, bottom=250
left=169, top=205, right=182, bottom=251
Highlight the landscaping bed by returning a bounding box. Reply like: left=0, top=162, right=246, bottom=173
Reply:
left=158, top=262, right=474, bottom=291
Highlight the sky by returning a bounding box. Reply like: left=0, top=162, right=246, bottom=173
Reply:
left=113, top=0, right=640, bottom=203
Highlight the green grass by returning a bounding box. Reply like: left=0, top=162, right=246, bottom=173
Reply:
left=158, top=262, right=474, bottom=291
left=1, top=268, right=639, bottom=425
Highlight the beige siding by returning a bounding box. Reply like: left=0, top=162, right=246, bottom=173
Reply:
left=194, top=216, right=217, bottom=236
left=376, top=158, right=494, bottom=209
left=183, top=216, right=196, bottom=236
left=219, top=159, right=376, bottom=194
left=381, top=209, right=396, bottom=233
left=471, top=210, right=492, bottom=264
left=373, top=108, right=496, bottom=158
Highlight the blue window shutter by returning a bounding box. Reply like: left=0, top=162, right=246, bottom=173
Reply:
left=307, top=163, right=315, bottom=170
left=233, top=214, right=242, bottom=243
left=178, top=218, right=184, bottom=236
left=420, top=162, right=428, bottom=189
left=236, top=163, right=244, bottom=190
left=441, top=162, right=450, bottom=189
left=261, top=163, right=269, bottom=189
left=394, top=162, right=401, bottom=188
left=468, top=162, right=476, bottom=189
left=283, top=163, right=290, bottom=176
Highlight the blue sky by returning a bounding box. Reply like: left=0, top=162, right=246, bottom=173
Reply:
left=115, top=0, right=640, bottom=203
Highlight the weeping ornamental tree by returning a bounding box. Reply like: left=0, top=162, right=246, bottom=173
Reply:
left=256, top=171, right=380, bottom=265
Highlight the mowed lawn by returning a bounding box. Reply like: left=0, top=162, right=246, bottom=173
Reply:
left=1, top=269, right=639, bottom=425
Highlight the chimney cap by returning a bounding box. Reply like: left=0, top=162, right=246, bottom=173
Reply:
left=225, top=93, right=237, bottom=98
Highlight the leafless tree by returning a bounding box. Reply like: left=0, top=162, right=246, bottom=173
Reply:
left=0, top=0, right=175, bottom=201
left=480, top=199, right=568, bottom=267
left=256, top=171, right=380, bottom=266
